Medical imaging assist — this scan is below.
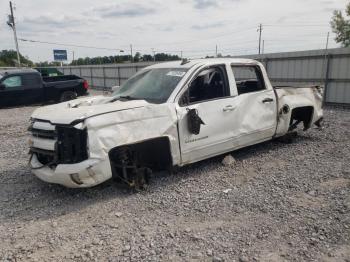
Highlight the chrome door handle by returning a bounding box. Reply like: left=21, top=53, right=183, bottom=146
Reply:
left=223, top=105, right=235, bottom=112
left=262, top=98, right=274, bottom=103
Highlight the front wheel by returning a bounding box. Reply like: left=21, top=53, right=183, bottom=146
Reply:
left=59, top=91, right=77, bottom=102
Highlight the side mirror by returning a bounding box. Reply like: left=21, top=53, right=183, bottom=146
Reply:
left=0, top=83, right=5, bottom=90
left=187, top=108, right=205, bottom=135
left=180, top=90, right=190, bottom=106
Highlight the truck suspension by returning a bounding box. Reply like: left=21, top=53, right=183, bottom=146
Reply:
left=110, top=147, right=151, bottom=190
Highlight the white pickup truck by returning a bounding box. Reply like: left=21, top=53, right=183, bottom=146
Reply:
left=29, top=58, right=323, bottom=188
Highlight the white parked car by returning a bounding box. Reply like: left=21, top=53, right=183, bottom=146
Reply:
left=28, top=58, right=323, bottom=188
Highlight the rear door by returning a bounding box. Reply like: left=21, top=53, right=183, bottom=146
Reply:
left=230, top=64, right=277, bottom=147
left=0, top=75, right=24, bottom=107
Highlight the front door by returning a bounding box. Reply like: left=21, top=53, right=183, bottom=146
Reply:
left=0, top=75, right=24, bottom=107
left=176, top=65, right=238, bottom=164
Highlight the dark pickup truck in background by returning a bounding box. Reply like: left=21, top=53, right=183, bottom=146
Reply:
left=0, top=68, right=89, bottom=107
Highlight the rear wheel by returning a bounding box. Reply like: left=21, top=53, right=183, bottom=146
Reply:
left=59, top=91, right=77, bottom=102
left=277, top=131, right=298, bottom=144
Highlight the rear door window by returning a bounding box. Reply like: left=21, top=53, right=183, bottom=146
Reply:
left=231, top=66, right=265, bottom=95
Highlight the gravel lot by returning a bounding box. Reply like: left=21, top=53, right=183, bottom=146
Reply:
left=0, top=94, right=349, bottom=261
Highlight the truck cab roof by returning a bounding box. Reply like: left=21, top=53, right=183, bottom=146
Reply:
left=147, top=58, right=260, bottom=69
left=0, top=68, right=40, bottom=77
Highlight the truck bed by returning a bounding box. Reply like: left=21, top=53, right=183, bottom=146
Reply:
left=42, top=75, right=82, bottom=83
left=274, top=85, right=323, bottom=136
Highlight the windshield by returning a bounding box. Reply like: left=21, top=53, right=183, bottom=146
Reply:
left=112, top=68, right=188, bottom=103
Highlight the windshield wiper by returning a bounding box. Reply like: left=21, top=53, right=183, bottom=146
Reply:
left=109, top=95, right=142, bottom=103
left=119, top=95, right=141, bottom=100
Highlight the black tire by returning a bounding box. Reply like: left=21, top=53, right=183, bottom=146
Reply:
left=59, top=91, right=77, bottom=102
left=277, top=131, right=298, bottom=144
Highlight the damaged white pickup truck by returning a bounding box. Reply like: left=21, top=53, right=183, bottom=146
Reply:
left=29, top=58, right=323, bottom=189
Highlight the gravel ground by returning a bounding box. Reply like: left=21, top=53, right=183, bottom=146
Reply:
left=0, top=94, right=349, bottom=261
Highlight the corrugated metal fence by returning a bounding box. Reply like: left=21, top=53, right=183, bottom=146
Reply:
left=31, top=47, right=350, bottom=105
left=56, top=62, right=156, bottom=90
left=240, top=48, right=350, bottom=105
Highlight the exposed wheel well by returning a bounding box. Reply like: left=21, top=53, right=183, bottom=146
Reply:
left=289, top=106, right=314, bottom=131
left=109, top=137, right=173, bottom=171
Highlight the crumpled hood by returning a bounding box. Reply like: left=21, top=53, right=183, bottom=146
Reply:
left=31, top=95, right=150, bottom=124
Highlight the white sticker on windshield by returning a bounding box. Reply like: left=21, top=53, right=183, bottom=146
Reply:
left=166, top=71, right=186, bottom=77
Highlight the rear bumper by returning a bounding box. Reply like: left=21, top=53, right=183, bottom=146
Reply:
left=30, top=154, right=112, bottom=188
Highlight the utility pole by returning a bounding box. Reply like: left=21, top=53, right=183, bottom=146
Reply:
left=130, top=44, right=133, bottom=62
left=72, top=51, right=75, bottom=65
left=215, top=45, right=218, bottom=57
left=262, top=40, right=265, bottom=54
left=7, top=1, right=21, bottom=66
left=180, top=51, right=183, bottom=59
left=323, top=32, right=330, bottom=73
left=258, top=23, right=263, bottom=55
left=322, top=31, right=330, bottom=107
left=151, top=48, right=155, bottom=62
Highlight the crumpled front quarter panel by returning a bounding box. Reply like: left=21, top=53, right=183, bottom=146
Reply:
left=85, top=103, right=180, bottom=165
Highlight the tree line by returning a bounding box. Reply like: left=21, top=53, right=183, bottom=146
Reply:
left=0, top=50, right=33, bottom=67
left=70, top=52, right=180, bottom=65
left=0, top=50, right=180, bottom=67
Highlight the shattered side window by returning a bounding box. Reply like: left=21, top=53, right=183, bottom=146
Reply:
left=231, top=66, right=265, bottom=95
left=187, top=67, right=229, bottom=104
left=112, top=68, right=188, bottom=103
left=233, top=67, right=258, bottom=81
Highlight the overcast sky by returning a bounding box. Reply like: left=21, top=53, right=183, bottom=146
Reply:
left=0, top=0, right=348, bottom=62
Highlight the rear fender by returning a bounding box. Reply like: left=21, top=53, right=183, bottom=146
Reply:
left=275, top=89, right=323, bottom=136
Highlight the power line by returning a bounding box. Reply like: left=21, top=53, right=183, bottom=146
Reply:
left=134, top=45, right=258, bottom=54
left=18, top=38, right=257, bottom=57
left=264, top=24, right=329, bottom=27
left=17, top=26, right=336, bottom=60
left=118, top=23, right=330, bottom=48
left=19, top=36, right=333, bottom=58
left=134, top=22, right=329, bottom=48
left=18, top=38, right=126, bottom=52
left=18, top=23, right=331, bottom=53
left=134, top=26, right=257, bottom=47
